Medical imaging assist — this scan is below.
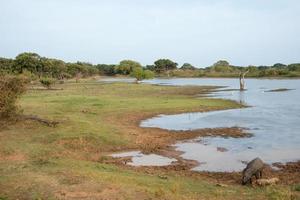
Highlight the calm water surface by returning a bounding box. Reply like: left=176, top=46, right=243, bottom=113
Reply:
left=141, top=78, right=300, bottom=172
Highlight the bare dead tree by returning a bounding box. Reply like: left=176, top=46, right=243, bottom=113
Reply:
left=239, top=70, right=249, bottom=91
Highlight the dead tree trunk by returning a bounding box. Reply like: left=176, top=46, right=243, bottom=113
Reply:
left=239, top=70, right=249, bottom=91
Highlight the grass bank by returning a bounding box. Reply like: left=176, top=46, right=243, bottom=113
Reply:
left=0, top=79, right=297, bottom=199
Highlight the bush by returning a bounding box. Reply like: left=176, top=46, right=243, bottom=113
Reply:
left=143, top=70, right=155, bottom=79
left=130, top=68, right=154, bottom=82
left=40, top=77, right=55, bottom=89
left=0, top=75, right=28, bottom=119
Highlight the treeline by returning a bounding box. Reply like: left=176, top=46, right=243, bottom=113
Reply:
left=1, top=53, right=300, bottom=79
left=169, top=60, right=300, bottom=78
left=196, top=60, right=300, bottom=78
left=0, top=53, right=99, bottom=79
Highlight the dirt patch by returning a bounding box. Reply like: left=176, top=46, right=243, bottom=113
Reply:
left=0, top=152, right=26, bottom=162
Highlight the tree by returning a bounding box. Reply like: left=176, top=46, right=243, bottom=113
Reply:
left=96, top=64, right=116, bottom=76
left=272, top=63, right=286, bottom=69
left=211, top=60, right=233, bottom=73
left=145, top=65, right=155, bottom=71
left=41, top=58, right=67, bottom=79
left=115, top=60, right=142, bottom=75
left=130, top=68, right=154, bottom=83
left=181, top=63, right=196, bottom=70
left=213, top=60, right=230, bottom=67
left=287, top=63, right=300, bottom=71
left=0, top=58, right=14, bottom=74
left=13, top=52, right=42, bottom=74
left=154, top=59, right=178, bottom=76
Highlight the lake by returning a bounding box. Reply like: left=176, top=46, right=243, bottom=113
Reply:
left=140, top=78, right=300, bottom=172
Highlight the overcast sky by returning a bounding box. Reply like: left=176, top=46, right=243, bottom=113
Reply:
left=0, top=0, right=299, bottom=67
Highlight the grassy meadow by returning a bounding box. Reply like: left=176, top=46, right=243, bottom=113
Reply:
left=0, top=79, right=296, bottom=200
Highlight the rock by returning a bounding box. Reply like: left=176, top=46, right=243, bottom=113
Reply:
left=256, top=178, right=279, bottom=186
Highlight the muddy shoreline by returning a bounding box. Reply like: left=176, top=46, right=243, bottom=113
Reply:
left=102, top=86, right=300, bottom=186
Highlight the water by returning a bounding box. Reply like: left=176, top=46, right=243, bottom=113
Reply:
left=111, top=151, right=177, bottom=166
left=98, top=77, right=136, bottom=83
left=140, top=78, right=300, bottom=172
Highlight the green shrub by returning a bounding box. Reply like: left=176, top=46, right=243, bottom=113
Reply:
left=130, top=68, right=154, bottom=82
left=293, top=184, right=300, bottom=192
left=40, top=77, right=55, bottom=89
left=0, top=75, right=28, bottom=119
left=143, top=70, right=155, bottom=79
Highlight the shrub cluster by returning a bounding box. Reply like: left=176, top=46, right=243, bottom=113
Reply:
left=0, top=75, right=28, bottom=119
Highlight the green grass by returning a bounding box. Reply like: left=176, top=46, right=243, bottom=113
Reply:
left=0, top=80, right=293, bottom=199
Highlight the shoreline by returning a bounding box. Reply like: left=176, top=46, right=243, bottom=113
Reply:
left=99, top=75, right=300, bottom=80
left=102, top=82, right=300, bottom=185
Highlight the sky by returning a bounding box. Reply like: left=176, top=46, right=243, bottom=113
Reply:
left=0, top=0, right=299, bottom=67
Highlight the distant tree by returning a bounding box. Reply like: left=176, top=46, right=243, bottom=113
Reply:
left=181, top=63, right=196, bottom=70
left=76, top=62, right=96, bottom=77
left=115, top=60, right=142, bottom=75
left=130, top=68, right=154, bottom=83
left=66, top=63, right=86, bottom=77
left=47, top=59, right=67, bottom=79
left=96, top=64, right=116, bottom=76
left=13, top=52, right=42, bottom=74
left=287, top=63, right=300, bottom=71
left=213, top=60, right=230, bottom=67
left=0, top=58, right=14, bottom=74
left=145, top=65, right=155, bottom=71
left=154, top=59, right=178, bottom=76
left=272, top=63, right=286, bottom=69
left=211, top=60, right=233, bottom=72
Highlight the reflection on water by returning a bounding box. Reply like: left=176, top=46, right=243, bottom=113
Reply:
left=239, top=91, right=245, bottom=104
left=111, top=151, right=177, bottom=166
left=141, top=78, right=300, bottom=172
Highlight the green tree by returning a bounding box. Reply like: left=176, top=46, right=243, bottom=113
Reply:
left=154, top=59, right=178, bottom=74
left=13, top=52, right=42, bottom=74
left=213, top=60, right=230, bottom=67
left=272, top=63, right=286, bottom=69
left=181, top=63, right=196, bottom=70
left=211, top=60, right=233, bottom=72
left=96, top=64, right=116, bottom=75
left=145, top=65, right=155, bottom=71
left=287, top=63, right=300, bottom=71
left=115, top=60, right=142, bottom=75
left=0, top=58, right=14, bottom=74
left=48, top=59, right=67, bottom=79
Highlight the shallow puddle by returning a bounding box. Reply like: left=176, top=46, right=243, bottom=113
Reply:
left=111, top=151, right=177, bottom=167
